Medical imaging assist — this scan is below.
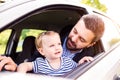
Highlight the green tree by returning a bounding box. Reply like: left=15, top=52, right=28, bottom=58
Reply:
left=81, top=0, right=107, bottom=13
left=21, top=29, right=30, bottom=40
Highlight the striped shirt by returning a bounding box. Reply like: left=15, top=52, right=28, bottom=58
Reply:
left=32, top=57, right=77, bottom=76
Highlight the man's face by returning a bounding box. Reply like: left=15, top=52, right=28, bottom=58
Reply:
left=67, top=20, right=95, bottom=51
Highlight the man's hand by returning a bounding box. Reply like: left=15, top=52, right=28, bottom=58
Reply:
left=78, top=56, right=94, bottom=65
left=0, top=56, right=17, bottom=71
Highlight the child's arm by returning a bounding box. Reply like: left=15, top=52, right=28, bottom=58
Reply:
left=17, top=62, right=33, bottom=73
left=78, top=56, right=94, bottom=65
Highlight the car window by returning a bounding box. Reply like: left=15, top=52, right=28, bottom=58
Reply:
left=16, top=29, right=45, bottom=52
left=100, top=15, right=120, bottom=51
left=0, top=29, right=12, bottom=55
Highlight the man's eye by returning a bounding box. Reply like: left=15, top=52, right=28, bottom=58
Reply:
left=73, top=30, right=77, bottom=34
left=80, top=37, right=86, bottom=42
left=80, top=39, right=85, bottom=42
left=73, top=28, right=78, bottom=34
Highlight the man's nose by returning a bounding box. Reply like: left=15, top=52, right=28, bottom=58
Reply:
left=71, top=35, right=78, bottom=42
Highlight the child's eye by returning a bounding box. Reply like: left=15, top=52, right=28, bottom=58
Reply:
left=58, top=43, right=61, bottom=45
left=49, top=45, right=54, bottom=47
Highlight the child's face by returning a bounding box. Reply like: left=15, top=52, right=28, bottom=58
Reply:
left=40, top=34, right=63, bottom=60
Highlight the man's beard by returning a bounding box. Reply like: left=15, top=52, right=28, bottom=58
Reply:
left=66, top=38, right=82, bottom=52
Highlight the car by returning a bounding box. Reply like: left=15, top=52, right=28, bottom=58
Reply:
left=0, top=0, right=120, bottom=80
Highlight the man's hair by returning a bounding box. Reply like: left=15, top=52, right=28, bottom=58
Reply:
left=35, top=31, right=59, bottom=49
left=81, top=14, right=105, bottom=42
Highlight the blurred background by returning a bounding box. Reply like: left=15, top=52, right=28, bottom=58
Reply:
left=100, top=0, right=120, bottom=24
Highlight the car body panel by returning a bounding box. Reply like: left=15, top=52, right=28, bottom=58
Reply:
left=0, top=72, right=71, bottom=80
left=77, top=43, right=120, bottom=80
left=0, top=0, right=86, bottom=29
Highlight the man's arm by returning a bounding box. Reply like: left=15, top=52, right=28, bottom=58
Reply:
left=0, top=56, right=17, bottom=71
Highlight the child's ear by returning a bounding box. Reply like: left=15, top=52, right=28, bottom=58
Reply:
left=38, top=48, right=44, bottom=56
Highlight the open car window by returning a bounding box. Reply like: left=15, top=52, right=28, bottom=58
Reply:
left=100, top=15, right=120, bottom=51
left=16, top=29, right=45, bottom=52
left=0, top=29, right=12, bottom=55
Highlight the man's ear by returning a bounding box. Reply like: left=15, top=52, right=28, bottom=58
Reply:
left=38, top=48, right=44, bottom=56
left=87, top=42, right=96, bottom=48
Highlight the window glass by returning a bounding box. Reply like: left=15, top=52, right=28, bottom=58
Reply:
left=100, top=15, right=120, bottom=51
left=0, top=29, right=12, bottom=55
left=16, top=29, right=45, bottom=52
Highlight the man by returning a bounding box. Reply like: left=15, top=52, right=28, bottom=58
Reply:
left=60, top=14, right=104, bottom=63
left=0, top=56, right=17, bottom=71
left=0, top=14, right=104, bottom=71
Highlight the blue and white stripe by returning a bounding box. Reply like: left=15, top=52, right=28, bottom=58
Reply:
left=32, top=57, right=77, bottom=76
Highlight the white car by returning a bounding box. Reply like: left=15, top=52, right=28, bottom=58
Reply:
left=0, top=0, right=120, bottom=80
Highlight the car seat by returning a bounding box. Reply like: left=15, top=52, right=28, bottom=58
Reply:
left=16, top=36, right=36, bottom=64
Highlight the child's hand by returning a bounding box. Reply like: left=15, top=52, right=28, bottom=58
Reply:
left=78, top=56, right=94, bottom=65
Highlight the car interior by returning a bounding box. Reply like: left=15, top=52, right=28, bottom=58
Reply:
left=1, top=4, right=105, bottom=77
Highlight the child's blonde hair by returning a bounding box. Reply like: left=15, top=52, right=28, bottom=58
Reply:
left=35, top=31, right=59, bottom=49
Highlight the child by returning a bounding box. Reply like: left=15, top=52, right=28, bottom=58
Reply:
left=17, top=31, right=78, bottom=76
